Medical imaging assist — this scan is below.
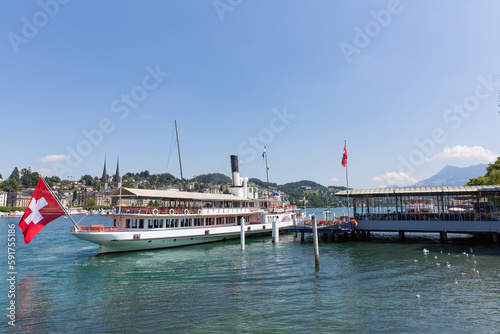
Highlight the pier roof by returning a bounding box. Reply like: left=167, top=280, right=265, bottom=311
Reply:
left=336, top=185, right=500, bottom=197
left=108, top=187, right=248, bottom=201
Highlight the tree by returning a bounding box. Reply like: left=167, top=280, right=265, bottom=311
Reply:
left=83, top=198, right=96, bottom=211
left=8, top=167, right=20, bottom=182
left=0, top=178, right=20, bottom=192
left=20, top=168, right=40, bottom=188
left=81, top=175, right=94, bottom=186
left=467, top=157, right=500, bottom=185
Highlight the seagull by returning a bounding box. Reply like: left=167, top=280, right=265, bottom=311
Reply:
left=416, top=294, right=421, bottom=299
left=423, top=248, right=429, bottom=254
left=436, top=263, right=441, bottom=267
left=455, top=281, right=458, bottom=285
left=434, top=255, right=438, bottom=259
left=447, top=263, right=451, bottom=268
left=414, top=259, right=418, bottom=263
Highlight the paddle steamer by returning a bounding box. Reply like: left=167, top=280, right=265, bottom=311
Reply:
left=70, top=156, right=297, bottom=254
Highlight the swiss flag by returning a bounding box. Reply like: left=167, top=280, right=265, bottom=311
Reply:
left=341, top=144, right=348, bottom=167
left=18, top=178, right=65, bottom=244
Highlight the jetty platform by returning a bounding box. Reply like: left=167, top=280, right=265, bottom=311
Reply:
left=336, top=185, right=500, bottom=243
left=283, top=223, right=356, bottom=242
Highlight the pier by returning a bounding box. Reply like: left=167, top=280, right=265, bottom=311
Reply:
left=283, top=219, right=357, bottom=243
left=335, top=185, right=500, bottom=243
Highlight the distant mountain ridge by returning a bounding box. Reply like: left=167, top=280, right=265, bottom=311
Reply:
left=414, top=164, right=488, bottom=187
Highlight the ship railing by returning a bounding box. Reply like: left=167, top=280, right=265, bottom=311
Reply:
left=111, top=207, right=259, bottom=216
left=202, top=208, right=252, bottom=215
left=72, top=225, right=123, bottom=232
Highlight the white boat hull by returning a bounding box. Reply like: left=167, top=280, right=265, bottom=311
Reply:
left=71, top=220, right=293, bottom=254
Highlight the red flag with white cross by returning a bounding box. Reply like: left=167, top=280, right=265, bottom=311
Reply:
left=18, top=178, right=65, bottom=244
left=341, top=144, right=348, bottom=167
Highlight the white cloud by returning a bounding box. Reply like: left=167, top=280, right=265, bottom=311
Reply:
left=426, top=145, right=498, bottom=163
left=373, top=171, right=417, bottom=187
left=39, top=155, right=70, bottom=163
left=330, top=177, right=339, bottom=183
left=38, top=168, right=56, bottom=176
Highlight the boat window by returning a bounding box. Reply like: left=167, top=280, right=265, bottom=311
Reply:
left=132, top=219, right=138, bottom=228
left=159, top=219, right=164, bottom=228
left=148, top=219, right=153, bottom=229
left=126, top=219, right=131, bottom=228
left=139, top=219, right=144, bottom=229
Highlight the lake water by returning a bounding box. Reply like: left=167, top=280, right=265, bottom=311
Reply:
left=2, top=213, right=500, bottom=333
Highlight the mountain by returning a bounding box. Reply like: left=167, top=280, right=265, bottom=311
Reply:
left=415, top=164, right=488, bottom=187
left=248, top=178, right=278, bottom=188
left=278, top=180, right=327, bottom=192
left=191, top=173, right=231, bottom=184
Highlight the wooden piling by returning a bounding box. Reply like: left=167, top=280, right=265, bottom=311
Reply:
left=272, top=217, right=279, bottom=243
left=398, top=231, right=405, bottom=242
left=440, top=232, right=447, bottom=243
left=240, top=217, right=245, bottom=250
left=312, top=215, right=320, bottom=270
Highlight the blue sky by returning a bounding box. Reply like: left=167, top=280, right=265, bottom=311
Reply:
left=1, top=0, right=499, bottom=189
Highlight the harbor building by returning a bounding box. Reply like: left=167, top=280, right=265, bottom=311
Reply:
left=337, top=186, right=500, bottom=242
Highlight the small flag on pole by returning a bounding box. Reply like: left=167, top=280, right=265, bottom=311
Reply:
left=341, top=143, right=348, bottom=167
left=18, top=178, right=65, bottom=244
left=262, top=147, right=267, bottom=160
left=302, top=196, right=306, bottom=201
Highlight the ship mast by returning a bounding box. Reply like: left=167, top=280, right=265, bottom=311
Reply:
left=175, top=120, right=184, bottom=191
left=264, top=146, right=270, bottom=200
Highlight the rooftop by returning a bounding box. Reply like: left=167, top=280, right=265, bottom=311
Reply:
left=336, top=185, right=500, bottom=197
left=109, top=187, right=249, bottom=201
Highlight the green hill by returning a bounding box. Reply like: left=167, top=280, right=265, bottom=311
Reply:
left=191, top=173, right=231, bottom=184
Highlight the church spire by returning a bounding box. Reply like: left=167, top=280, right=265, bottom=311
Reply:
left=113, top=157, right=121, bottom=189
left=100, top=156, right=108, bottom=192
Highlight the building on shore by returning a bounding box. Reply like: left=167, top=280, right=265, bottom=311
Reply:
left=0, top=190, right=7, bottom=207
left=7, top=189, right=34, bottom=207
left=76, top=191, right=112, bottom=207
left=100, top=157, right=121, bottom=194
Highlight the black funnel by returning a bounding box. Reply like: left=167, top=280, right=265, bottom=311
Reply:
left=230, top=155, right=239, bottom=173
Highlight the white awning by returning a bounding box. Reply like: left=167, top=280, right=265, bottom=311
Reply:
left=336, top=185, right=500, bottom=197
left=109, top=187, right=248, bottom=201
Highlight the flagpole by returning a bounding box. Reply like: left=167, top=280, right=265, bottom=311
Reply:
left=344, top=140, right=350, bottom=219
left=304, top=197, right=306, bottom=219
left=42, top=177, right=79, bottom=229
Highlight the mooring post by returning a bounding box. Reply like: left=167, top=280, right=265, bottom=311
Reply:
left=292, top=214, right=297, bottom=238
left=272, top=217, right=279, bottom=243
left=312, top=215, right=320, bottom=270
left=241, top=217, right=245, bottom=250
